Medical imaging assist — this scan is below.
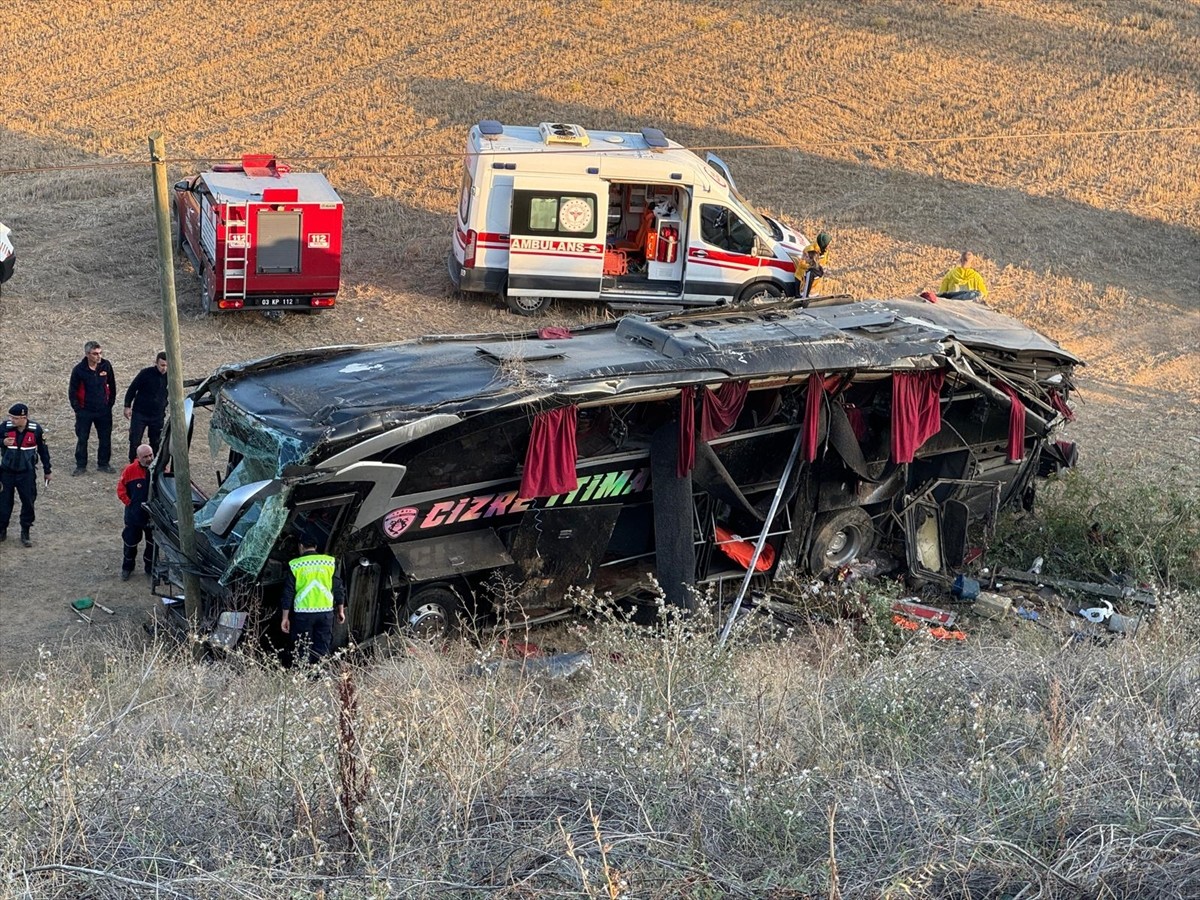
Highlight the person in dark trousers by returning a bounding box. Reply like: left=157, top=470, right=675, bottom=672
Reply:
left=280, top=531, right=346, bottom=665
left=123, top=352, right=168, bottom=462
left=68, top=340, right=117, bottom=475
left=116, top=443, right=155, bottom=580
left=0, top=403, right=52, bottom=547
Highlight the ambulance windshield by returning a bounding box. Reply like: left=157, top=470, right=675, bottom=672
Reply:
left=723, top=184, right=776, bottom=240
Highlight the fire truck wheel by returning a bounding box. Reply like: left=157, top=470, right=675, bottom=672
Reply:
left=404, top=585, right=460, bottom=639
left=735, top=281, right=784, bottom=306
left=808, top=508, right=875, bottom=574
left=505, top=294, right=552, bottom=316
left=200, top=278, right=213, bottom=313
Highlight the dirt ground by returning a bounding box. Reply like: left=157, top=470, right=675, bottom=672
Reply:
left=1, top=0, right=1197, bottom=673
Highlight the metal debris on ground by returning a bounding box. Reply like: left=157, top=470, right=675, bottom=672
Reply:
left=996, top=567, right=1156, bottom=607
left=470, top=650, right=592, bottom=679
left=891, top=599, right=956, bottom=626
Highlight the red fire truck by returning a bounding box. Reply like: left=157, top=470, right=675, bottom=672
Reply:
left=173, top=154, right=344, bottom=314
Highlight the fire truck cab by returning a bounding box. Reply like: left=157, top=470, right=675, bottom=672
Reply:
left=174, top=154, right=344, bottom=314
left=448, top=121, right=815, bottom=315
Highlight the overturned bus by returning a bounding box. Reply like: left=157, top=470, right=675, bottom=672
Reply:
left=146, top=297, right=1079, bottom=648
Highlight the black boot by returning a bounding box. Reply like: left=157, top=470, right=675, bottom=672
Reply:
left=20, top=529, right=32, bottom=547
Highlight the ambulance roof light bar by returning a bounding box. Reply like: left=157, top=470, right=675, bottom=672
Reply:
left=478, top=120, right=504, bottom=139
left=641, top=128, right=669, bottom=149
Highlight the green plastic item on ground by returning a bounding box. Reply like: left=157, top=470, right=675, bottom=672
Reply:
left=72, top=598, right=95, bottom=611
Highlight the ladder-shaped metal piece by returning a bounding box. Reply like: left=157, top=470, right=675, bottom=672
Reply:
left=222, top=202, right=250, bottom=304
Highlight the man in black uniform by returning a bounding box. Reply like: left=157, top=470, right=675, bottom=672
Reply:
left=0, top=403, right=52, bottom=547
left=68, top=340, right=118, bottom=475
left=123, top=352, right=168, bottom=462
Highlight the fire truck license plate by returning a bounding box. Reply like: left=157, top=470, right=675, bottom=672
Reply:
left=248, top=297, right=301, bottom=307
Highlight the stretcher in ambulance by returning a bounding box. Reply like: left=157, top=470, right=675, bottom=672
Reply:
left=448, top=121, right=814, bottom=315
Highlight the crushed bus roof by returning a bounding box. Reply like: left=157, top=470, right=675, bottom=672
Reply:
left=206, top=297, right=1078, bottom=452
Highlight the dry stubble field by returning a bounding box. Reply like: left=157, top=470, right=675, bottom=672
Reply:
left=0, top=3, right=1199, bottom=894
left=1, top=0, right=1198, bottom=671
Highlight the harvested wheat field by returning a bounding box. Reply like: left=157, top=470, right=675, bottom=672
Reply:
left=1, top=1, right=1199, bottom=897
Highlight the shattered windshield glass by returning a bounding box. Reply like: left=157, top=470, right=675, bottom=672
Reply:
left=193, top=393, right=307, bottom=582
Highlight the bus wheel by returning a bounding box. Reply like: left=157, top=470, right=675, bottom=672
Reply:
left=808, top=508, right=874, bottom=574
left=736, top=281, right=783, bottom=307
left=506, top=294, right=551, bottom=316
left=403, top=585, right=459, bottom=639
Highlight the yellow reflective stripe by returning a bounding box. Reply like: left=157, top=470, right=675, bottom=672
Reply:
left=290, top=554, right=336, bottom=612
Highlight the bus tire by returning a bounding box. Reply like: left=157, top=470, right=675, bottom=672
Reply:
left=808, top=508, right=875, bottom=574
left=403, top=585, right=460, bottom=639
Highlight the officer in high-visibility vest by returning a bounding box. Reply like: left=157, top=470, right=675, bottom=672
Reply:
left=280, top=530, right=346, bottom=664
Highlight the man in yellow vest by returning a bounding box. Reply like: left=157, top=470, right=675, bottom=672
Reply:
left=795, top=232, right=831, bottom=301
left=280, top=530, right=346, bottom=664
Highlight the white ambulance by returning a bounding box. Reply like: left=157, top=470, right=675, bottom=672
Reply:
left=448, top=121, right=814, bottom=315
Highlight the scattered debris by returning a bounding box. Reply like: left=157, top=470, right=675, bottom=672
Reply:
left=997, top=567, right=1156, bottom=607
left=971, top=591, right=1013, bottom=620
left=470, top=650, right=592, bottom=680
left=1078, top=600, right=1114, bottom=624
left=951, top=574, right=980, bottom=601
left=892, top=599, right=956, bottom=626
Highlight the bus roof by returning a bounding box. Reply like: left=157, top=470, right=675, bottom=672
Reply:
left=203, top=298, right=1079, bottom=457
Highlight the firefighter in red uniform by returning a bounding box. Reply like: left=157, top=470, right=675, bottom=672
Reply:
left=116, top=444, right=155, bottom=580
left=1, top=403, right=52, bottom=547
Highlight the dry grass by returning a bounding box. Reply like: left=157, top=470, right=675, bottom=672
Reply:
left=3, top=602, right=1200, bottom=898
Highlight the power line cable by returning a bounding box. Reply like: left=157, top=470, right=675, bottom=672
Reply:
left=0, top=124, right=1196, bottom=177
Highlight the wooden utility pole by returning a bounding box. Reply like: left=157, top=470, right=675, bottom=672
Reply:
left=148, top=132, right=204, bottom=632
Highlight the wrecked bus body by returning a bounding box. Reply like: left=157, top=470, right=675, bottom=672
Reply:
left=146, top=297, right=1079, bottom=649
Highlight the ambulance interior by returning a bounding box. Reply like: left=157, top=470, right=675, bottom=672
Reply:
left=603, top=184, right=687, bottom=286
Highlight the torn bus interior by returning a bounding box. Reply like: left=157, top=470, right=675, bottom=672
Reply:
left=145, top=295, right=1080, bottom=649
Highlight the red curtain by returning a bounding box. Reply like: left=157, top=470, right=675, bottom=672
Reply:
left=891, top=371, right=946, bottom=463
left=1049, top=388, right=1075, bottom=422
left=804, top=373, right=823, bottom=462
left=519, top=406, right=578, bottom=500
left=677, top=386, right=696, bottom=476
left=700, top=381, right=749, bottom=442
left=537, top=327, right=573, bottom=340
left=998, top=383, right=1027, bottom=462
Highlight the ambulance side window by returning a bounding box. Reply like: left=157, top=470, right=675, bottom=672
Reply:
left=700, top=204, right=755, bottom=255
left=512, top=191, right=599, bottom=239
left=458, top=170, right=473, bottom=224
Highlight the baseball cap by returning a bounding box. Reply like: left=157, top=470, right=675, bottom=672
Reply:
left=8, top=403, right=28, bottom=416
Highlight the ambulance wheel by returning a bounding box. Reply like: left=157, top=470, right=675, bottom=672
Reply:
left=736, top=281, right=783, bottom=306
left=808, top=508, right=875, bottom=574
left=506, top=294, right=552, bottom=316
left=403, top=585, right=459, bottom=639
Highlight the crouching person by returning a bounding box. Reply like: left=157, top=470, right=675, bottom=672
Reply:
left=280, top=530, right=346, bottom=665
